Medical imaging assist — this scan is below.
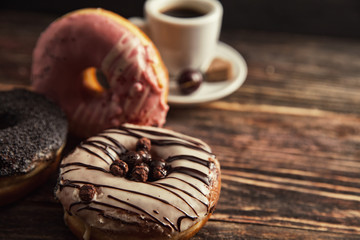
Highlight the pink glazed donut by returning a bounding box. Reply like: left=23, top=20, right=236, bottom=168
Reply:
left=32, top=8, right=169, bottom=138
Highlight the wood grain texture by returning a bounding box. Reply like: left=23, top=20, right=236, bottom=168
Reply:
left=0, top=10, right=360, bottom=240
left=168, top=104, right=360, bottom=238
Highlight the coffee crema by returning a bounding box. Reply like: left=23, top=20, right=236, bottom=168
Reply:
left=161, top=7, right=206, bottom=18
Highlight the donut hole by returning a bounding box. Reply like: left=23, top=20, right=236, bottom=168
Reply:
left=82, top=67, right=110, bottom=95
left=0, top=113, right=18, bottom=130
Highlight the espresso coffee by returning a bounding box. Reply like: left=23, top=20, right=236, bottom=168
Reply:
left=161, top=7, right=206, bottom=18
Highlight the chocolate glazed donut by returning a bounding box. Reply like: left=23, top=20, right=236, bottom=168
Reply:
left=0, top=89, right=68, bottom=205
left=56, top=123, right=221, bottom=240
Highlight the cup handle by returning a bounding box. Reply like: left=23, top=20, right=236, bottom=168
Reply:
left=128, top=17, right=149, bottom=35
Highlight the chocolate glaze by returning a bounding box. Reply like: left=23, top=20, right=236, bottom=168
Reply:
left=0, top=89, right=68, bottom=176
left=57, top=124, right=218, bottom=234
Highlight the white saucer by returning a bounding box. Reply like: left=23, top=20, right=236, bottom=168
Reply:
left=168, top=42, right=248, bottom=105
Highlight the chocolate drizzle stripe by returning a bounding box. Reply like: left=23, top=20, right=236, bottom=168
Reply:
left=177, top=215, right=199, bottom=232
left=108, top=195, right=171, bottom=230
left=154, top=182, right=208, bottom=209
left=78, top=144, right=110, bottom=165
left=149, top=182, right=199, bottom=216
left=151, top=139, right=213, bottom=155
left=92, top=200, right=158, bottom=225
left=62, top=167, right=202, bottom=216
left=82, top=139, right=124, bottom=163
left=82, top=140, right=117, bottom=162
left=60, top=162, right=108, bottom=174
left=163, top=216, right=178, bottom=232
left=98, top=134, right=128, bottom=154
left=116, top=126, right=206, bottom=148
left=170, top=166, right=210, bottom=186
left=165, top=176, right=207, bottom=197
left=70, top=198, right=165, bottom=230
left=106, top=184, right=197, bottom=223
left=62, top=167, right=81, bottom=174
left=73, top=202, right=153, bottom=227
left=105, top=129, right=213, bottom=155
left=61, top=179, right=198, bottom=231
left=69, top=200, right=84, bottom=211
left=167, top=155, right=211, bottom=167
left=58, top=178, right=80, bottom=191
left=61, top=176, right=204, bottom=219
left=77, top=205, right=102, bottom=213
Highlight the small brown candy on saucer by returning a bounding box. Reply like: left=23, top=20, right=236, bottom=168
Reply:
left=205, top=57, right=232, bottom=82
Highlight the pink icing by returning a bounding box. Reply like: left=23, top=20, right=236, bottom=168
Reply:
left=32, top=10, right=168, bottom=138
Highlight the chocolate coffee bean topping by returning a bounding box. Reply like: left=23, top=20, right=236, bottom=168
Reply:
left=110, top=160, right=128, bottom=177
left=151, top=157, right=166, bottom=169
left=136, top=137, right=151, bottom=152
left=150, top=158, right=167, bottom=180
left=110, top=137, right=168, bottom=182
left=79, top=184, right=96, bottom=202
left=137, top=150, right=152, bottom=164
left=122, top=151, right=141, bottom=169
left=152, top=166, right=167, bottom=180
left=132, top=165, right=149, bottom=182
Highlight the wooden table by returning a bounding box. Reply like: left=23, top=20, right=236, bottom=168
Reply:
left=1, top=10, right=360, bottom=240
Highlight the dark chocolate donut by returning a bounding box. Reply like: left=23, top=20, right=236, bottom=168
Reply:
left=0, top=89, right=68, bottom=205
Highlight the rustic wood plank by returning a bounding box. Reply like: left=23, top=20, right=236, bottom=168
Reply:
left=167, top=104, right=360, bottom=238
left=0, top=10, right=360, bottom=240
left=194, top=221, right=360, bottom=240
left=220, top=31, right=360, bottom=115
left=0, top=11, right=56, bottom=85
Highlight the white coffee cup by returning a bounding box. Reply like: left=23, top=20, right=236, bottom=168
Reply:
left=131, top=0, right=223, bottom=76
